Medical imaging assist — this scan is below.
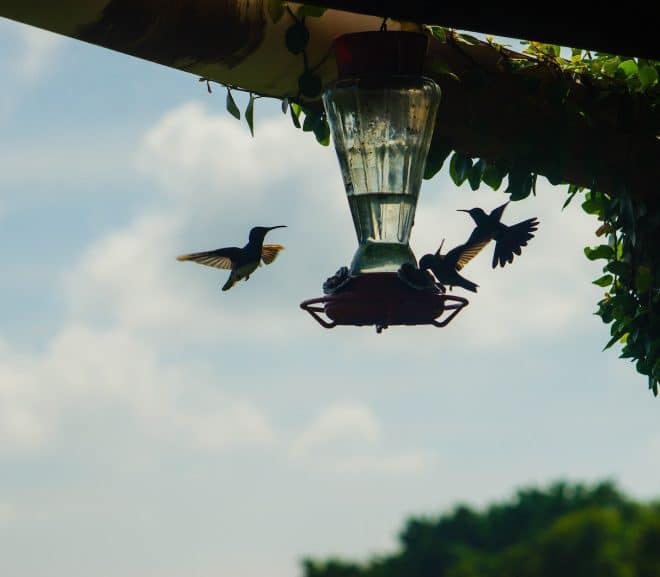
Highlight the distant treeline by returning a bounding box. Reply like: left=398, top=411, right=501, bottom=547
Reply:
left=302, top=481, right=660, bottom=577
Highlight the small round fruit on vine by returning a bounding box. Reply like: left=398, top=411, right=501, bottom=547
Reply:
left=298, top=71, right=322, bottom=98
left=286, top=22, right=310, bottom=55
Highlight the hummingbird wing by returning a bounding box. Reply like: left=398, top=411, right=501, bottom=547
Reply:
left=176, top=247, right=241, bottom=269
left=492, top=217, right=539, bottom=268
left=447, top=227, right=492, bottom=271
left=261, top=244, right=285, bottom=265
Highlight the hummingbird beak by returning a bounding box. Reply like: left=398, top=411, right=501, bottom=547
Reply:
left=457, top=209, right=469, bottom=213
left=267, top=225, right=287, bottom=231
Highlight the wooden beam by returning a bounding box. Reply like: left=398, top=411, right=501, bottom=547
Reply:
left=297, top=1, right=660, bottom=60
left=0, top=1, right=657, bottom=204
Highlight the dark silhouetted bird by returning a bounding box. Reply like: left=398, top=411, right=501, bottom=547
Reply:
left=457, top=202, right=539, bottom=268
left=177, top=225, right=286, bottom=291
left=397, top=262, right=437, bottom=291
left=419, top=239, right=480, bottom=293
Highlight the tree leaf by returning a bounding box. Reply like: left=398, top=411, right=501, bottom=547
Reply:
left=245, top=93, right=255, bottom=136
left=468, top=159, right=485, bottom=190
left=593, top=274, right=614, bottom=287
left=584, top=245, right=613, bottom=261
left=423, top=139, right=452, bottom=180
left=302, top=110, right=323, bottom=133
left=506, top=170, right=533, bottom=201
left=313, top=116, right=331, bottom=146
left=226, top=89, right=240, bottom=120
left=427, top=26, right=447, bottom=42
left=605, top=260, right=629, bottom=276
left=604, top=329, right=626, bottom=350
left=457, top=33, right=481, bottom=46
left=297, top=5, right=327, bottom=17
left=639, top=65, right=659, bottom=90
left=449, top=152, right=472, bottom=186
left=481, top=163, right=505, bottom=190
left=290, top=103, right=301, bottom=128
left=617, top=59, right=638, bottom=78
left=267, top=0, right=285, bottom=23
left=600, top=57, right=619, bottom=77
left=562, top=186, right=579, bottom=210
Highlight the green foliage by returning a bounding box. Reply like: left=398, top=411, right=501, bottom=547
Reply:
left=296, top=4, right=328, bottom=18
left=225, top=89, right=240, bottom=120
left=245, top=93, right=255, bottom=136
left=423, top=136, right=452, bottom=179
left=423, top=44, right=660, bottom=396
left=505, top=170, right=536, bottom=201
left=283, top=9, right=323, bottom=100
left=301, top=481, right=660, bottom=577
left=449, top=152, right=473, bottom=186
left=267, top=0, right=286, bottom=23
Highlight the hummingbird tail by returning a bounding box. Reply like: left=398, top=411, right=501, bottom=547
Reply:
left=221, top=275, right=237, bottom=291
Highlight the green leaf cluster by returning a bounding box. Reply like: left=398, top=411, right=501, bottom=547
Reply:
left=289, top=102, right=330, bottom=145
left=302, top=481, right=660, bottom=577
left=421, top=45, right=660, bottom=396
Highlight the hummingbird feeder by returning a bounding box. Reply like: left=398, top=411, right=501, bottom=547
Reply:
left=301, top=31, right=468, bottom=332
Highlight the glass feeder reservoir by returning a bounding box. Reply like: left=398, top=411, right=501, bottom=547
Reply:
left=300, top=32, right=469, bottom=332
left=323, top=32, right=441, bottom=274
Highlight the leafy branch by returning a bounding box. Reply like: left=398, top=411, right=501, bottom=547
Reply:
left=427, top=44, right=660, bottom=395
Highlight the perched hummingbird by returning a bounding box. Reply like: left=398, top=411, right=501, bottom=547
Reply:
left=397, top=262, right=437, bottom=291
left=419, top=239, right=480, bottom=293
left=457, top=202, right=539, bottom=268
left=177, top=225, right=286, bottom=291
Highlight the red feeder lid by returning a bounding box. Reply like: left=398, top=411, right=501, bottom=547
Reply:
left=333, top=31, right=429, bottom=78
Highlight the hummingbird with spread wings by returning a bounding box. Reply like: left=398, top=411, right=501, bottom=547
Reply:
left=177, top=225, right=286, bottom=291
left=457, top=202, right=539, bottom=268
left=419, top=238, right=481, bottom=293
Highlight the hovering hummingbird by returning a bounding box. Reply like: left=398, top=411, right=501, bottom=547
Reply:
left=457, top=202, right=539, bottom=268
left=419, top=239, right=480, bottom=293
left=177, top=225, right=286, bottom=291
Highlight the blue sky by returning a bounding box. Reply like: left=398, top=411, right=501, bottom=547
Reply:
left=1, top=17, right=658, bottom=577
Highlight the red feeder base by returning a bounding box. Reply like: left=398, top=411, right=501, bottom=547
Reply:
left=300, top=273, right=468, bottom=332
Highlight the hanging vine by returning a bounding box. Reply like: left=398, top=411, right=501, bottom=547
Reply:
left=422, top=33, right=660, bottom=396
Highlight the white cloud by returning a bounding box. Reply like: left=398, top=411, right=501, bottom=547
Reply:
left=16, top=25, right=62, bottom=82
left=291, top=402, right=382, bottom=457
left=0, top=326, right=276, bottom=452
left=136, top=101, right=344, bottom=214
left=290, top=402, right=436, bottom=475
left=0, top=21, right=62, bottom=122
